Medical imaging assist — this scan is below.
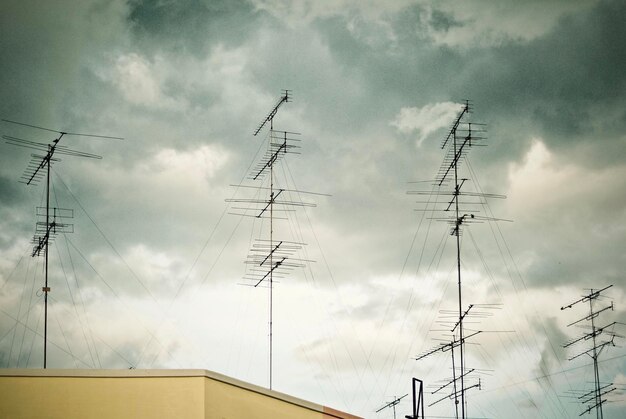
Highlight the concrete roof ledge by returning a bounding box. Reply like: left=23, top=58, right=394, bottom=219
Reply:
left=0, top=368, right=363, bottom=419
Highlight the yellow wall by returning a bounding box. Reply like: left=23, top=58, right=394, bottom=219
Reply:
left=0, top=369, right=362, bottom=419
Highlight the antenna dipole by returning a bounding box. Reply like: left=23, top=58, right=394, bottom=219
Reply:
left=561, top=285, right=621, bottom=419
left=3, top=119, right=121, bottom=368
left=253, top=90, right=290, bottom=136
left=376, top=394, right=408, bottom=419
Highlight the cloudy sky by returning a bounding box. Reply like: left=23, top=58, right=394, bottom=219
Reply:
left=1, top=0, right=625, bottom=417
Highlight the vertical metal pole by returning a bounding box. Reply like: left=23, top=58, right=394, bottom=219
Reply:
left=44, top=148, right=50, bottom=369
left=419, top=379, right=424, bottom=419
left=589, top=292, right=602, bottom=419
left=453, top=126, right=465, bottom=419
left=269, top=121, right=274, bottom=390
left=412, top=378, right=417, bottom=418
left=451, top=338, right=459, bottom=419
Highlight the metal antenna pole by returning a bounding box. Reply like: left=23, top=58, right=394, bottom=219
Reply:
left=589, top=292, right=601, bottom=419
left=269, top=118, right=274, bottom=390
left=451, top=337, right=459, bottom=419
left=452, top=123, right=466, bottom=419
left=43, top=146, right=50, bottom=368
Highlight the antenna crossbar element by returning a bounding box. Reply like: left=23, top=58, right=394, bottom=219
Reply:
left=31, top=206, right=75, bottom=256
left=432, top=368, right=475, bottom=395
left=414, top=331, right=481, bottom=361
left=561, top=285, right=612, bottom=310
left=580, top=385, right=615, bottom=405
left=226, top=194, right=316, bottom=219
left=566, top=303, right=613, bottom=327
left=428, top=379, right=481, bottom=408
left=253, top=90, right=290, bottom=136
left=441, top=102, right=470, bottom=150
left=438, top=132, right=476, bottom=187
left=376, top=394, right=408, bottom=419
left=250, top=130, right=301, bottom=180
left=2, top=119, right=124, bottom=139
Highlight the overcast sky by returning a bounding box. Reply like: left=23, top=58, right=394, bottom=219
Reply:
left=1, top=1, right=625, bottom=417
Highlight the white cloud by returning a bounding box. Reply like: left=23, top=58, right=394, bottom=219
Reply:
left=506, top=139, right=626, bottom=224
left=151, top=145, right=229, bottom=180
left=111, top=53, right=184, bottom=110
left=391, top=102, right=461, bottom=146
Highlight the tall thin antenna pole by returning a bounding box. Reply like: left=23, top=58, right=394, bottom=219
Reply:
left=451, top=337, right=459, bottom=419
left=589, top=294, right=601, bottom=419
left=269, top=118, right=274, bottom=390
left=43, top=145, right=50, bottom=369
left=453, top=124, right=466, bottom=419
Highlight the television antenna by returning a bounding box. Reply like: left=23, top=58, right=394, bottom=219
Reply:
left=2, top=119, right=122, bottom=368
left=228, top=91, right=326, bottom=389
left=409, top=101, right=507, bottom=418
left=561, top=285, right=622, bottom=418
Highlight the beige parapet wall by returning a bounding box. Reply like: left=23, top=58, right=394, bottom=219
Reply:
left=0, top=369, right=362, bottom=419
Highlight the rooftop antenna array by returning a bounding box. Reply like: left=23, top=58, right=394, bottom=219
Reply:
left=561, top=285, right=623, bottom=418
left=409, top=101, right=507, bottom=418
left=2, top=119, right=122, bottom=368
left=228, top=91, right=325, bottom=389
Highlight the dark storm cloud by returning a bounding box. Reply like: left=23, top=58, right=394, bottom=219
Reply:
left=129, top=0, right=258, bottom=56
left=462, top=0, right=626, bottom=153
left=0, top=175, right=26, bottom=207
left=0, top=1, right=129, bottom=123
left=306, top=1, right=626, bottom=166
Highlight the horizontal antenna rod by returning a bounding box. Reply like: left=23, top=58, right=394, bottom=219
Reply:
left=2, top=119, right=123, bottom=139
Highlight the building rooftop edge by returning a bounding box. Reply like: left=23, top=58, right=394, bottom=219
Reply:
left=0, top=368, right=361, bottom=419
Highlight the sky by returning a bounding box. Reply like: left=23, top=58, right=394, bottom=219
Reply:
left=0, top=0, right=625, bottom=417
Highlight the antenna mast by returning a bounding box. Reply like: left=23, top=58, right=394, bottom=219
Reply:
left=410, top=101, right=506, bottom=418
left=228, top=91, right=324, bottom=389
left=561, top=285, right=621, bottom=418
left=3, top=119, right=121, bottom=368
